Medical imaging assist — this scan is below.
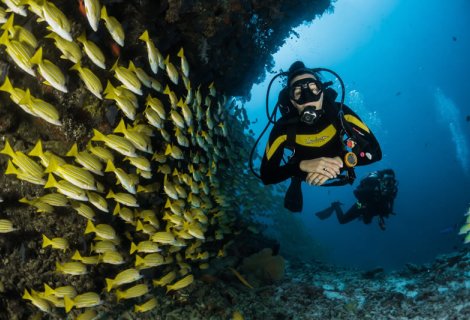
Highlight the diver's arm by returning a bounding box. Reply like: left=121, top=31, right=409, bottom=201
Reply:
left=342, top=105, right=382, bottom=165
left=260, top=125, right=303, bottom=185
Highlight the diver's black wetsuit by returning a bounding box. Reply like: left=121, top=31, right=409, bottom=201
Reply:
left=324, top=169, right=398, bottom=230
left=260, top=99, right=382, bottom=185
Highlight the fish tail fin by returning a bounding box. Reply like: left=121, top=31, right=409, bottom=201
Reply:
left=164, top=144, right=171, bottom=155
left=105, top=278, right=114, bottom=292
left=177, top=47, right=184, bottom=58
left=135, top=254, right=143, bottom=266
left=130, top=242, right=138, bottom=255
left=113, top=203, right=121, bottom=215
left=0, top=30, right=10, bottom=47
left=28, top=140, right=44, bottom=158
left=2, top=14, right=14, bottom=32
left=100, top=5, right=108, bottom=20
left=44, top=173, right=57, bottom=189
left=138, top=30, right=149, bottom=42
left=30, top=47, right=43, bottom=66
left=43, top=283, right=55, bottom=297
left=71, top=250, right=82, bottom=261
left=42, top=234, right=51, bottom=248
left=106, top=189, right=115, bottom=199
left=84, top=219, right=95, bottom=234
left=76, top=32, right=86, bottom=44
left=5, top=160, right=19, bottom=176
left=65, top=143, right=79, bottom=157
left=136, top=219, right=144, bottom=231
left=104, top=159, right=116, bottom=173
left=91, top=129, right=106, bottom=142
left=22, top=289, right=32, bottom=300
left=113, top=119, right=126, bottom=134
left=1, top=140, right=16, bottom=158
left=44, top=156, right=59, bottom=173
left=64, top=295, right=74, bottom=313
left=0, top=76, right=13, bottom=94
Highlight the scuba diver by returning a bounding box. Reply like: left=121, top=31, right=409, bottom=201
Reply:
left=315, top=169, right=398, bottom=230
left=254, top=61, right=382, bottom=212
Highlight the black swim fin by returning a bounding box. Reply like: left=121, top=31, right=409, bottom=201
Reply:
left=315, top=206, right=335, bottom=220
left=284, top=176, right=303, bottom=212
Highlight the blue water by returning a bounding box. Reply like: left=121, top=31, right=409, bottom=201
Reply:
left=246, top=0, right=470, bottom=270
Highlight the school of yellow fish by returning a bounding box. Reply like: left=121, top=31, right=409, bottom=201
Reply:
left=0, top=0, right=253, bottom=318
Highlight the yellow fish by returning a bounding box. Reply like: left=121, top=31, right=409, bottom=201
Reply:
left=166, top=274, right=194, bottom=293
left=43, top=283, right=77, bottom=298
left=19, top=197, right=53, bottom=213
left=134, top=297, right=158, bottom=313
left=86, top=141, right=114, bottom=163
left=56, top=261, right=87, bottom=275
left=177, top=47, right=189, bottom=78
left=70, top=63, right=103, bottom=99
left=105, top=159, right=137, bottom=194
left=30, top=47, right=67, bottom=92
left=135, top=253, right=165, bottom=269
left=6, top=160, right=45, bottom=186
left=106, top=189, right=139, bottom=207
left=76, top=32, right=106, bottom=69
left=105, top=268, right=142, bottom=292
left=71, top=250, right=100, bottom=265
left=116, top=283, right=148, bottom=302
left=42, top=234, right=69, bottom=251
left=164, top=55, right=179, bottom=85
left=144, top=107, right=164, bottom=129
left=45, top=157, right=97, bottom=191
left=18, top=89, right=61, bottom=126
left=130, top=240, right=161, bottom=254
left=114, top=119, right=152, bottom=154
left=84, top=220, right=117, bottom=240
left=91, top=240, right=117, bottom=254
left=83, top=0, right=101, bottom=31
left=1, top=140, right=44, bottom=179
left=92, top=129, right=137, bottom=157
left=44, top=32, right=82, bottom=63
left=124, top=155, right=151, bottom=172
left=100, top=6, right=124, bottom=46
left=104, top=81, right=137, bottom=120
left=2, top=14, right=38, bottom=49
left=111, top=59, right=142, bottom=95
left=152, top=271, right=176, bottom=287
left=100, top=250, right=125, bottom=265
left=66, top=143, right=103, bottom=176
left=71, top=201, right=95, bottom=220
left=0, top=30, right=35, bottom=76
left=138, top=30, right=162, bottom=74
left=145, top=94, right=166, bottom=119
left=22, top=289, right=51, bottom=313
left=0, top=219, right=17, bottom=233
left=151, top=231, right=175, bottom=244
left=41, top=0, right=72, bottom=41
left=44, top=173, right=88, bottom=201
left=64, top=292, right=102, bottom=313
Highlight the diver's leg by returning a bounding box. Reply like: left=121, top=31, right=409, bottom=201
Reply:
left=334, top=202, right=363, bottom=224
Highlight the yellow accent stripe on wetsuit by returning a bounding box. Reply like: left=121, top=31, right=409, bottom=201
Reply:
left=344, top=114, right=370, bottom=133
left=265, top=125, right=337, bottom=160
left=266, top=135, right=287, bottom=160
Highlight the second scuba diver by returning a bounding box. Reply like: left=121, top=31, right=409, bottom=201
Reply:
left=259, top=61, right=382, bottom=212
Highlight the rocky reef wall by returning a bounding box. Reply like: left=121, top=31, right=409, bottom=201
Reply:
left=0, top=0, right=334, bottom=319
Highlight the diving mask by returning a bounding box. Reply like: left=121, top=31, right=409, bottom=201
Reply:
left=289, top=78, right=323, bottom=105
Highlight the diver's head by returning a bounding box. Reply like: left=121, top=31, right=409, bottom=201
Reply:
left=287, top=61, right=324, bottom=124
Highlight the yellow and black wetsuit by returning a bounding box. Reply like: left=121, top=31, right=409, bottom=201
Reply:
left=260, top=101, right=382, bottom=185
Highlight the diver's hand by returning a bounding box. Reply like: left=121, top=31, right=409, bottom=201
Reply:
left=299, top=157, right=343, bottom=178
left=306, top=172, right=330, bottom=186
